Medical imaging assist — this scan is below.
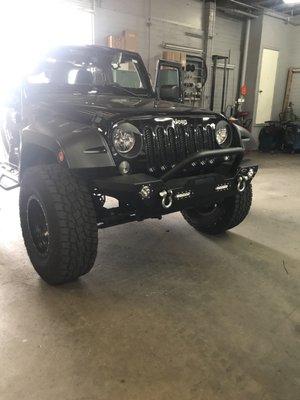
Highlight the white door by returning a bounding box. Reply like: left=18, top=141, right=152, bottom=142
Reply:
left=256, top=49, right=279, bottom=124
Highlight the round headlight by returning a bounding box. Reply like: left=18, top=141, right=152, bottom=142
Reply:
left=112, top=122, right=142, bottom=158
left=113, top=127, right=135, bottom=154
left=216, top=127, right=228, bottom=145
left=215, top=121, right=232, bottom=148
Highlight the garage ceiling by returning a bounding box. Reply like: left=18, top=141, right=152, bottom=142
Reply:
left=217, top=0, right=300, bottom=17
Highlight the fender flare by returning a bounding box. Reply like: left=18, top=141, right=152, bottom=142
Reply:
left=232, top=123, right=251, bottom=148
left=20, top=123, right=116, bottom=172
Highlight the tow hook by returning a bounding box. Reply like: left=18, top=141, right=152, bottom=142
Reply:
left=237, top=177, right=247, bottom=192
left=237, top=168, right=254, bottom=193
left=159, top=189, right=173, bottom=209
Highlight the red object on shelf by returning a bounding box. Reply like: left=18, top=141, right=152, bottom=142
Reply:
left=241, top=84, right=248, bottom=97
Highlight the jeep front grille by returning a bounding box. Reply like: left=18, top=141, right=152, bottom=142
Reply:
left=143, top=124, right=216, bottom=171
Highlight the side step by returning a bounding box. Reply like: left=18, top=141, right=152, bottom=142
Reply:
left=0, top=162, right=20, bottom=190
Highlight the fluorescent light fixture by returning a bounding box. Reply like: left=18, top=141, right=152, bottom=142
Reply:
left=162, top=42, right=203, bottom=54
left=283, top=0, right=300, bottom=4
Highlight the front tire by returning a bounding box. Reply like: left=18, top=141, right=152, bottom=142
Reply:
left=19, top=164, right=98, bottom=285
left=181, top=184, right=253, bottom=235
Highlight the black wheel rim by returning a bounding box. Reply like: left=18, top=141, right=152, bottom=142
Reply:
left=27, top=196, right=49, bottom=255
left=196, top=203, right=219, bottom=216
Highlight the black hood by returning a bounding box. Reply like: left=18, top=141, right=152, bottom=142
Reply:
left=85, top=94, right=215, bottom=117
left=29, top=88, right=220, bottom=125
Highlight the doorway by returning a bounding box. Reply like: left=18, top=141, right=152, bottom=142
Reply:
left=255, top=48, right=279, bottom=124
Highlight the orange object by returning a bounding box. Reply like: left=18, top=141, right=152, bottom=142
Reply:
left=57, top=150, right=65, bottom=163
left=241, top=83, right=248, bottom=96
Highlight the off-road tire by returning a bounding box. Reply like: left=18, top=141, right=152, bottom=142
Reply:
left=19, top=164, right=98, bottom=285
left=181, top=183, right=253, bottom=235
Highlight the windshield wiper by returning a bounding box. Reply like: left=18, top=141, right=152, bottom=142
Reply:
left=104, top=83, right=141, bottom=98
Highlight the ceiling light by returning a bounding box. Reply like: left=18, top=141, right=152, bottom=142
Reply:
left=282, top=0, right=300, bottom=4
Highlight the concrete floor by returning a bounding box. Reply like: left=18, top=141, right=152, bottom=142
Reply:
left=0, top=152, right=299, bottom=400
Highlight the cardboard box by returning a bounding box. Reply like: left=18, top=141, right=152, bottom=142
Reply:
left=106, top=35, right=114, bottom=48
left=162, top=50, right=186, bottom=68
left=123, top=30, right=138, bottom=52
left=107, top=31, right=138, bottom=52
left=106, top=34, right=125, bottom=50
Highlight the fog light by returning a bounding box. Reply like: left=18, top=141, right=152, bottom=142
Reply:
left=119, top=161, right=130, bottom=175
left=139, top=185, right=151, bottom=199
left=248, top=168, right=254, bottom=178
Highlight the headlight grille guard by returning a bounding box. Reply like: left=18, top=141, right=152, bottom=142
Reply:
left=160, top=147, right=245, bottom=182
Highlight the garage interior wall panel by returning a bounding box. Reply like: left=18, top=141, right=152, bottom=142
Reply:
left=147, top=18, right=204, bottom=79
left=94, top=0, right=243, bottom=107
left=94, top=1, right=149, bottom=68
left=212, top=12, right=244, bottom=112
left=289, top=26, right=300, bottom=116
left=94, top=0, right=204, bottom=79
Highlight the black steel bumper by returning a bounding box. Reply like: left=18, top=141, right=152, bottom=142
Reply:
left=93, top=147, right=258, bottom=221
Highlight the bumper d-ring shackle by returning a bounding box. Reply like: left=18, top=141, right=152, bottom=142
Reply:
left=159, top=189, right=173, bottom=209
left=237, top=168, right=255, bottom=193
left=237, top=177, right=247, bottom=193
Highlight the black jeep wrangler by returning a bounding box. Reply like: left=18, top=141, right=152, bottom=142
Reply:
left=0, top=45, right=257, bottom=285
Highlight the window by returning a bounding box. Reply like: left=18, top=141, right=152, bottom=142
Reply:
left=112, top=59, right=143, bottom=89
left=26, top=48, right=150, bottom=96
left=158, top=66, right=180, bottom=87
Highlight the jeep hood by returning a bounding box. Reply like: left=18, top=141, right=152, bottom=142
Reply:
left=84, top=94, right=215, bottom=117
left=30, top=89, right=219, bottom=125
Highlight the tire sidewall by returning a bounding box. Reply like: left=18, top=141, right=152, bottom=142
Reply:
left=182, top=184, right=252, bottom=235
left=183, top=203, right=224, bottom=227
left=20, top=169, right=67, bottom=282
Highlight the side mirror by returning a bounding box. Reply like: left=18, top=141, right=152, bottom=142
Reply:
left=154, top=59, right=183, bottom=103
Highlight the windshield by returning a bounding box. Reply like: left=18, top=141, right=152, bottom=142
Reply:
left=26, top=46, right=151, bottom=96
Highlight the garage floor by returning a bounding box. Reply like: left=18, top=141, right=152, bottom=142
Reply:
left=0, top=153, right=299, bottom=400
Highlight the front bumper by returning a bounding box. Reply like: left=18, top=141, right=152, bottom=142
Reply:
left=93, top=147, right=258, bottom=219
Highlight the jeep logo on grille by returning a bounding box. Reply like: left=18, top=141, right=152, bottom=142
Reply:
left=173, top=119, right=188, bottom=125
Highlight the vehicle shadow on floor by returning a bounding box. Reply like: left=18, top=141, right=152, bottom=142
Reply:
left=35, top=221, right=300, bottom=300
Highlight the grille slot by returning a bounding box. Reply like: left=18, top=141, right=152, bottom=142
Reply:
left=144, top=122, right=216, bottom=171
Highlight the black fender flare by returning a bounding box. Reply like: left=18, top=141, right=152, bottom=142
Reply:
left=232, top=123, right=251, bottom=148
left=20, top=121, right=116, bottom=173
